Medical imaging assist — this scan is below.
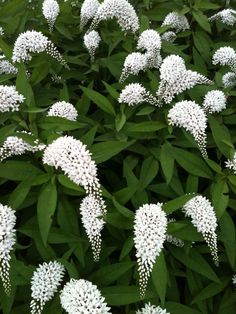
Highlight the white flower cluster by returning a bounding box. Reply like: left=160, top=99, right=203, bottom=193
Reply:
left=168, top=100, right=208, bottom=157
left=0, top=27, right=4, bottom=36
left=42, top=135, right=102, bottom=199
left=0, top=85, right=25, bottom=112
left=161, top=31, right=176, bottom=43
left=118, top=83, right=158, bottom=106
left=47, top=101, right=78, bottom=121
left=212, top=47, right=236, bottom=88
left=137, top=303, right=170, bottom=314
left=0, top=136, right=45, bottom=161
left=209, top=9, right=236, bottom=26
left=0, top=55, right=17, bottom=75
left=83, top=30, right=101, bottom=59
left=80, top=0, right=100, bottom=29
left=225, top=152, right=236, bottom=173
left=182, top=196, right=218, bottom=265
left=90, top=0, right=139, bottom=33
left=222, top=72, right=236, bottom=88
left=80, top=195, right=106, bottom=261
left=0, top=204, right=16, bottom=295
left=232, top=274, right=236, bottom=285
left=162, top=11, right=189, bottom=33
left=166, top=219, right=184, bottom=247
left=120, top=29, right=162, bottom=82
left=12, top=30, right=68, bottom=68
left=60, top=278, right=111, bottom=313
left=30, top=261, right=65, bottom=314
left=134, top=203, right=167, bottom=296
left=202, top=90, right=227, bottom=113
left=42, top=0, right=60, bottom=32
left=157, top=55, right=212, bottom=104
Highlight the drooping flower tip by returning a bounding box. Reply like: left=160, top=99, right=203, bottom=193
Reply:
left=203, top=90, right=227, bottom=113
left=168, top=100, right=208, bottom=157
left=119, top=52, right=148, bottom=82
left=30, top=261, right=65, bottom=314
left=60, top=279, right=111, bottom=313
left=225, top=152, right=236, bottom=173
left=47, top=101, right=78, bottom=121
left=0, top=203, right=16, bottom=295
left=209, top=9, right=236, bottom=26
left=162, top=11, right=189, bottom=33
left=136, top=303, right=170, bottom=314
left=182, top=195, right=218, bottom=265
left=80, top=0, right=100, bottom=29
left=134, top=203, right=167, bottom=296
left=0, top=55, right=17, bottom=75
left=42, top=0, right=60, bottom=31
left=166, top=219, right=184, bottom=247
left=119, top=83, right=158, bottom=106
left=42, top=136, right=101, bottom=198
left=0, top=85, right=24, bottom=112
left=83, top=30, right=101, bottom=59
left=90, top=0, right=139, bottom=33
left=80, top=194, right=106, bottom=261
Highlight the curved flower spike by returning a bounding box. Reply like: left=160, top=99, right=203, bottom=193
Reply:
left=42, top=0, right=60, bottom=32
left=209, top=9, right=236, bottom=26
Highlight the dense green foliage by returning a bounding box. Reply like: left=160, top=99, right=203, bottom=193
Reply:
left=0, top=0, right=236, bottom=313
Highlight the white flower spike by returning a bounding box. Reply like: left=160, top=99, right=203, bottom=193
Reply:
left=157, top=55, right=212, bottom=104
left=182, top=195, right=218, bottom=265
left=83, top=30, right=101, bottom=60
left=0, top=85, right=24, bottom=112
left=134, top=203, right=167, bottom=296
left=212, top=46, right=236, bottom=70
left=47, top=101, right=78, bottom=121
left=222, top=72, right=236, bottom=88
left=120, top=52, right=148, bottom=83
left=209, top=9, right=236, bottom=26
left=90, top=0, right=139, bottom=33
left=168, top=100, right=208, bottom=157
left=80, top=195, right=106, bottom=261
left=161, top=31, right=176, bottom=43
left=162, top=12, right=189, bottom=33
left=137, top=303, right=170, bottom=314
left=118, top=83, right=159, bottom=106
left=30, top=261, right=65, bottom=314
left=202, top=90, right=227, bottom=113
left=12, top=30, right=68, bottom=68
left=226, top=152, right=236, bottom=173
left=80, top=0, right=100, bottom=29
left=0, top=204, right=16, bottom=295
left=232, top=274, right=236, bottom=286
left=0, top=58, right=17, bottom=75
left=42, top=0, right=60, bottom=32
left=60, top=279, right=111, bottom=313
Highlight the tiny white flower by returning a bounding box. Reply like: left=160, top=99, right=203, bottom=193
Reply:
left=182, top=195, right=218, bottom=265
left=137, top=303, right=170, bottom=314
left=168, top=100, right=208, bottom=157
left=226, top=152, right=236, bottom=173
left=90, top=0, right=139, bottom=33
left=202, top=90, right=227, bottom=113
left=0, top=204, right=16, bottom=295
left=134, top=203, right=167, bottom=296
left=60, top=278, right=111, bottom=313
left=83, top=30, right=101, bottom=60
left=209, top=9, right=236, bottom=26
left=80, top=195, right=106, bottom=261
left=47, top=101, right=78, bottom=121
left=30, top=261, right=65, bottom=314
left=0, top=85, right=24, bottom=112
left=162, top=11, right=189, bottom=33
left=42, top=0, right=60, bottom=32
left=118, top=83, right=158, bottom=106
left=166, top=219, right=184, bottom=247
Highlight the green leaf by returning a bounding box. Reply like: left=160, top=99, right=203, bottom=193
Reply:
left=37, top=181, right=57, bottom=246
left=89, top=262, right=135, bottom=285
left=220, top=212, right=236, bottom=269
left=0, top=161, right=43, bottom=181
left=166, top=302, right=202, bottom=314
left=101, top=286, right=154, bottom=305
left=192, top=10, right=211, bottom=33
left=91, top=140, right=135, bottom=163
left=8, top=179, right=34, bottom=209
left=38, top=117, right=86, bottom=131
left=57, top=174, right=84, bottom=193
left=125, top=121, right=166, bottom=133
left=211, top=177, right=229, bottom=218
left=163, top=194, right=196, bottom=214
left=119, top=237, right=134, bottom=260
left=151, top=252, right=168, bottom=306
left=160, top=143, right=174, bottom=183
left=80, top=86, right=116, bottom=116
left=16, top=63, right=35, bottom=107
left=138, top=156, right=159, bottom=191
left=169, top=147, right=213, bottom=179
